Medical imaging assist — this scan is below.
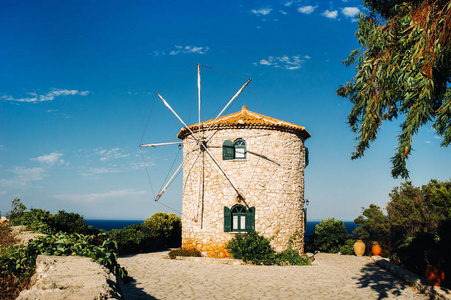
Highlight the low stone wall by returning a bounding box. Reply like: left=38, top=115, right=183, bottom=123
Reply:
left=373, top=256, right=451, bottom=300
left=17, top=255, right=121, bottom=300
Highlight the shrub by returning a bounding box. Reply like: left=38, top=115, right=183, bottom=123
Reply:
left=226, top=231, right=275, bottom=265
left=107, top=224, right=155, bottom=254
left=313, top=218, right=347, bottom=253
left=143, top=212, right=181, bottom=248
left=338, top=235, right=355, bottom=255
left=168, top=247, right=202, bottom=259
left=275, top=248, right=310, bottom=266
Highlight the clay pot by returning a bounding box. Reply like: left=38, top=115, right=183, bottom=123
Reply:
left=425, top=265, right=445, bottom=286
left=372, top=244, right=382, bottom=256
left=353, top=240, right=366, bottom=256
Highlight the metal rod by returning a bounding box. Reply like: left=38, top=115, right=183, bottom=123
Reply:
left=206, top=78, right=251, bottom=135
left=203, top=145, right=242, bottom=197
left=198, top=64, right=201, bottom=136
left=140, top=142, right=182, bottom=147
left=155, top=161, right=183, bottom=201
left=157, top=93, right=199, bottom=140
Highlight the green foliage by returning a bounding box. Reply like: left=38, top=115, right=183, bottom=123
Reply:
left=107, top=224, right=155, bottom=254
left=168, top=247, right=202, bottom=259
left=354, top=180, right=451, bottom=287
left=337, top=0, right=451, bottom=179
left=7, top=199, right=99, bottom=235
left=6, top=198, right=27, bottom=221
left=226, top=231, right=310, bottom=266
left=274, top=249, right=310, bottom=266
left=313, top=218, right=347, bottom=253
left=226, top=231, right=275, bottom=265
left=353, top=204, right=390, bottom=240
left=338, top=235, right=356, bottom=255
left=143, top=212, right=181, bottom=248
left=0, top=232, right=129, bottom=282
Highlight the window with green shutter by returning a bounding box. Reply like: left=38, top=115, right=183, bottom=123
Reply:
left=224, top=206, right=232, bottom=232
left=223, top=140, right=234, bottom=160
left=234, top=139, right=246, bottom=159
left=224, top=205, right=255, bottom=233
left=305, top=147, right=309, bottom=167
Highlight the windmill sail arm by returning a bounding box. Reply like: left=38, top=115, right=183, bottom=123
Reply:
left=203, top=147, right=242, bottom=198
left=157, top=93, right=199, bottom=140
left=206, top=78, right=251, bottom=133
left=140, top=142, right=182, bottom=147
left=155, top=161, right=183, bottom=202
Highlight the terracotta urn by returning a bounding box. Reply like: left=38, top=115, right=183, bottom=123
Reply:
left=425, top=265, right=445, bottom=286
left=353, top=240, right=365, bottom=256
left=372, top=244, right=382, bottom=256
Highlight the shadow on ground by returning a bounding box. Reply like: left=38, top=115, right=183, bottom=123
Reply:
left=355, top=261, right=416, bottom=300
left=119, top=277, right=158, bottom=300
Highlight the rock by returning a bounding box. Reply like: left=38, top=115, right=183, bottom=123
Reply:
left=0, top=216, right=9, bottom=223
left=11, top=226, right=47, bottom=245
left=17, top=255, right=121, bottom=300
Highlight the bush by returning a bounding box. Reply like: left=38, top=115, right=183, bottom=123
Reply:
left=143, top=212, right=181, bottom=248
left=226, top=231, right=275, bottom=265
left=107, top=224, right=155, bottom=255
left=313, top=218, right=347, bottom=253
left=338, top=235, right=355, bottom=255
left=7, top=199, right=98, bottom=235
left=168, top=247, right=202, bottom=259
left=275, top=249, right=310, bottom=266
left=226, top=231, right=311, bottom=266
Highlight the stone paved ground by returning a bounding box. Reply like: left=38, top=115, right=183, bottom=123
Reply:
left=118, top=252, right=427, bottom=300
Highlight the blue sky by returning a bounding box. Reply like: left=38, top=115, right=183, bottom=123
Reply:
left=1, top=0, right=449, bottom=221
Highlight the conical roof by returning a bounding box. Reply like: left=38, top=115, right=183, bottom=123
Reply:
left=177, top=105, right=311, bottom=140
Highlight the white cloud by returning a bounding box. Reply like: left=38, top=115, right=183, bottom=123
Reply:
left=279, top=10, right=288, bottom=15
left=284, top=1, right=294, bottom=7
left=322, top=10, right=338, bottom=19
left=170, top=45, right=209, bottom=55
left=54, top=189, right=148, bottom=204
left=251, top=7, right=272, bottom=16
left=31, top=152, right=66, bottom=166
left=0, top=89, right=90, bottom=103
left=298, top=5, right=318, bottom=14
left=255, top=55, right=310, bottom=70
left=95, top=147, right=130, bottom=161
left=342, top=7, right=360, bottom=18
left=81, top=167, right=120, bottom=177
left=0, top=166, right=46, bottom=187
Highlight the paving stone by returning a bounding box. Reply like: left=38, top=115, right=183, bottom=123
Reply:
left=118, top=252, right=427, bottom=299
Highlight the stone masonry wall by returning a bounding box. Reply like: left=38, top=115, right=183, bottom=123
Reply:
left=181, top=127, right=307, bottom=257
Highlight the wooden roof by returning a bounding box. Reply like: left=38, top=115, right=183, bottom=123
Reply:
left=177, top=105, right=311, bottom=140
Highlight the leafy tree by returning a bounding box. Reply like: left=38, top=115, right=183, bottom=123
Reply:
left=143, top=212, right=181, bottom=248
left=353, top=204, right=390, bottom=240
left=313, top=218, right=347, bottom=253
left=337, top=0, right=451, bottom=179
left=6, top=198, right=27, bottom=221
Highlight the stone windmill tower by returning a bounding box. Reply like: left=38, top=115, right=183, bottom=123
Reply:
left=141, top=65, right=310, bottom=258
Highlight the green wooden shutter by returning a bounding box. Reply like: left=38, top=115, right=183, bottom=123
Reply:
left=305, top=147, right=309, bottom=167
left=245, top=207, right=255, bottom=232
left=224, top=206, right=232, bottom=232
left=223, top=140, right=234, bottom=160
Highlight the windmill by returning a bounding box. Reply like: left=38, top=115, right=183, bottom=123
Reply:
left=140, top=64, right=310, bottom=257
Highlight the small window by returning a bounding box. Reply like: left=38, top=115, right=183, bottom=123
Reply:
left=223, top=140, right=234, bottom=160
left=224, top=205, right=255, bottom=232
left=304, top=147, right=309, bottom=167
left=234, top=139, right=246, bottom=159
left=223, top=139, right=247, bottom=160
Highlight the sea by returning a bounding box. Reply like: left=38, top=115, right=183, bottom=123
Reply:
left=86, top=219, right=358, bottom=235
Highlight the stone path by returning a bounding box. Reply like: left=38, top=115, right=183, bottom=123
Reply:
left=118, top=252, right=427, bottom=300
